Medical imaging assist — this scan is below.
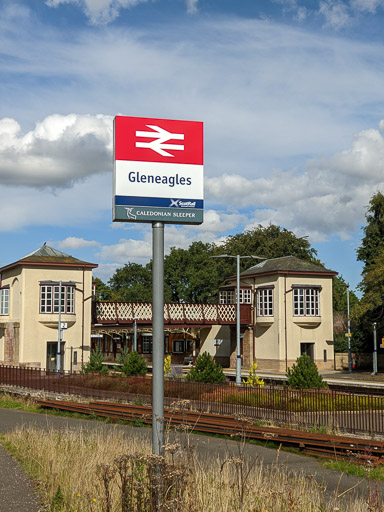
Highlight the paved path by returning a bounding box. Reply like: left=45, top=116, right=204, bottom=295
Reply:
left=0, top=443, right=41, bottom=512
left=1, top=407, right=384, bottom=510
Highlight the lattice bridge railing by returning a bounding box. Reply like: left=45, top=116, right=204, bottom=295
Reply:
left=95, top=302, right=249, bottom=325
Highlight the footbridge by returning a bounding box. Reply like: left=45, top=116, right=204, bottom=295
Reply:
left=93, top=302, right=252, bottom=329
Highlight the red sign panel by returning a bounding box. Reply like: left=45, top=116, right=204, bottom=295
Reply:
left=114, top=116, right=203, bottom=165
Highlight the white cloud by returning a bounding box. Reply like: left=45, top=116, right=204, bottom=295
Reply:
left=307, top=126, right=384, bottom=181
left=186, top=0, right=199, bottom=14
left=350, top=0, right=384, bottom=13
left=56, top=237, right=100, bottom=249
left=0, top=114, right=113, bottom=187
left=45, top=0, right=197, bottom=23
left=319, top=1, right=352, bottom=29
left=97, top=237, right=152, bottom=263
left=206, top=121, right=384, bottom=242
left=0, top=172, right=110, bottom=232
left=45, top=0, right=148, bottom=25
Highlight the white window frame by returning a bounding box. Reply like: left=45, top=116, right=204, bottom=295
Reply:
left=238, top=288, right=252, bottom=304
left=257, top=288, right=273, bottom=316
left=40, top=284, right=75, bottom=314
left=0, top=288, right=9, bottom=315
left=293, top=287, right=320, bottom=316
left=219, top=290, right=234, bottom=304
left=219, top=288, right=252, bottom=304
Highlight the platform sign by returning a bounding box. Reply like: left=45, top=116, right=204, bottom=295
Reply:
left=113, top=116, right=203, bottom=224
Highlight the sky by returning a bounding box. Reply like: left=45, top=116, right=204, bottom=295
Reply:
left=1, top=0, right=384, bottom=293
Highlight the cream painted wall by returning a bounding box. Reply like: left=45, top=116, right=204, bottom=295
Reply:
left=199, top=325, right=231, bottom=358
left=233, top=272, right=334, bottom=370
left=1, top=264, right=94, bottom=371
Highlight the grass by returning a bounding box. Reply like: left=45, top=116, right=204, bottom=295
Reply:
left=324, top=459, right=384, bottom=482
left=2, top=426, right=383, bottom=512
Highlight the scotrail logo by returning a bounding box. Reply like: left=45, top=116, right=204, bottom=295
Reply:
left=169, top=199, right=196, bottom=208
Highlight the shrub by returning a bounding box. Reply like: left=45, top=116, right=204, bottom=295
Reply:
left=82, top=349, right=109, bottom=374
left=116, top=350, right=148, bottom=376
left=243, top=361, right=264, bottom=387
left=164, top=355, right=172, bottom=376
left=186, top=352, right=226, bottom=383
left=286, top=354, right=327, bottom=389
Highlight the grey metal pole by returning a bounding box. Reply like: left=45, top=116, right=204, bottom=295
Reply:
left=236, top=254, right=241, bottom=385
left=133, top=317, right=137, bottom=352
left=372, top=322, right=378, bottom=376
left=152, top=222, right=164, bottom=456
left=57, top=281, right=62, bottom=372
left=347, top=285, right=352, bottom=373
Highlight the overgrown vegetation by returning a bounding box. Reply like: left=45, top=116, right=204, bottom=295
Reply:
left=1, top=425, right=382, bottom=511
left=186, top=352, right=226, bottom=383
left=286, top=354, right=327, bottom=389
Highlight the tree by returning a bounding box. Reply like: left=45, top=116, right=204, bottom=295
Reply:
left=108, top=262, right=153, bottom=302
left=115, top=349, right=148, bottom=376
left=82, top=349, right=109, bottom=374
left=219, top=225, right=319, bottom=276
left=93, top=277, right=112, bottom=302
left=357, top=191, right=384, bottom=273
left=186, top=352, right=226, bottom=383
left=355, top=192, right=384, bottom=349
left=286, top=354, right=327, bottom=389
left=164, top=241, right=220, bottom=303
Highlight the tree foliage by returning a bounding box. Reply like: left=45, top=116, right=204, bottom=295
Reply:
left=286, top=354, right=327, bottom=389
left=164, top=241, right=220, bottom=303
left=82, top=349, right=109, bottom=374
left=186, top=352, right=226, bottom=383
left=93, top=277, right=113, bottom=302
left=99, top=224, right=321, bottom=304
left=115, top=349, right=148, bottom=376
left=108, top=262, right=154, bottom=302
left=355, top=191, right=384, bottom=348
left=357, top=191, right=384, bottom=273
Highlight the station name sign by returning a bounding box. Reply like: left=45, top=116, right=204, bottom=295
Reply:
left=113, top=116, right=204, bottom=224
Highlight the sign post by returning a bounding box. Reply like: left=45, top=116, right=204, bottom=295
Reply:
left=113, top=116, right=203, bottom=456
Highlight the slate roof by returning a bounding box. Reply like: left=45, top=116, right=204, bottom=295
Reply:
left=240, top=255, right=337, bottom=278
left=0, top=243, right=97, bottom=272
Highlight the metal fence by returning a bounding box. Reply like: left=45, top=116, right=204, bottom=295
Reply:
left=1, top=365, right=384, bottom=436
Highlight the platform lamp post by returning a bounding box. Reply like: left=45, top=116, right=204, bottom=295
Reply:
left=346, top=284, right=352, bottom=374
left=372, top=322, right=378, bottom=376
left=133, top=317, right=138, bottom=352
left=211, top=254, right=266, bottom=385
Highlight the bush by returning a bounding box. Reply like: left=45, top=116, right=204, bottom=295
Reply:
left=116, top=350, right=148, bottom=376
left=242, top=361, right=264, bottom=387
left=286, top=354, right=327, bottom=389
left=82, top=349, right=109, bottom=374
left=186, top=352, right=226, bottom=383
left=164, top=355, right=172, bottom=376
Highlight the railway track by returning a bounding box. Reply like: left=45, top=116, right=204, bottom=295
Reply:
left=36, top=399, right=384, bottom=466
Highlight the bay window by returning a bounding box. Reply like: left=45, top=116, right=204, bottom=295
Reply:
left=0, top=287, right=9, bottom=315
left=257, top=287, right=273, bottom=316
left=40, top=283, right=75, bottom=314
left=293, top=287, right=320, bottom=316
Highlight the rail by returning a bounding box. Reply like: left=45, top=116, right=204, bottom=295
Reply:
left=36, top=399, right=384, bottom=466
left=1, top=365, right=384, bottom=436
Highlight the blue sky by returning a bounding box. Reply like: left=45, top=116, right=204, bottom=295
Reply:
left=1, top=0, right=384, bottom=293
